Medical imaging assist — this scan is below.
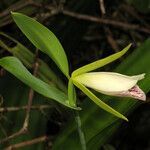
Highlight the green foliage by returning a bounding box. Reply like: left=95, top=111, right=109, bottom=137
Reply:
left=11, top=12, right=70, bottom=78
left=0, top=75, right=48, bottom=150
left=127, top=0, right=150, bottom=13
left=0, top=32, right=67, bottom=92
left=0, top=57, right=79, bottom=110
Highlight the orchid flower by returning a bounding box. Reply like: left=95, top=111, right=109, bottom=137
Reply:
left=72, top=72, right=146, bottom=101
left=0, top=13, right=145, bottom=122
left=69, top=44, right=146, bottom=121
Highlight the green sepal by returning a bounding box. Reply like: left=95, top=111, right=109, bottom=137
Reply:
left=72, top=44, right=131, bottom=77
left=72, top=79, right=128, bottom=121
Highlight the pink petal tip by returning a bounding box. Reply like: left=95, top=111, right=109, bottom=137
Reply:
left=128, top=85, right=146, bottom=101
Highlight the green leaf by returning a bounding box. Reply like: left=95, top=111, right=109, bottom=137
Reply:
left=0, top=56, right=79, bottom=110
left=72, top=80, right=128, bottom=121
left=0, top=32, right=67, bottom=92
left=72, top=44, right=131, bottom=77
left=11, top=12, right=70, bottom=78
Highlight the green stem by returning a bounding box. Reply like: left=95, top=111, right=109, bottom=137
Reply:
left=74, top=111, right=86, bottom=150
left=68, top=79, right=77, bottom=106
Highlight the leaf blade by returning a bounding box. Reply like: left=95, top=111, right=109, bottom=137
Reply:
left=0, top=56, right=79, bottom=110
left=11, top=12, right=69, bottom=78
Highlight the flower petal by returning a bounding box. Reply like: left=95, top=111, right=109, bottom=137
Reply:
left=114, top=85, right=146, bottom=101
left=130, top=73, right=145, bottom=80
left=73, top=72, right=144, bottom=93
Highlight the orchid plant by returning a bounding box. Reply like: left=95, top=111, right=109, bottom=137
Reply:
left=0, top=12, right=146, bottom=121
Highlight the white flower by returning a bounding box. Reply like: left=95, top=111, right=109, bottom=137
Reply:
left=73, top=72, right=146, bottom=101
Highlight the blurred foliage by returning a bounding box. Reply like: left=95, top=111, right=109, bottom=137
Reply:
left=0, top=0, right=150, bottom=149
left=0, top=75, right=48, bottom=150
left=127, top=0, right=150, bottom=14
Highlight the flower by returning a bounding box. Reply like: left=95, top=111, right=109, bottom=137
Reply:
left=73, top=72, right=146, bottom=101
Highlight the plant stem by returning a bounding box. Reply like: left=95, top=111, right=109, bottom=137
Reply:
left=75, top=111, right=86, bottom=150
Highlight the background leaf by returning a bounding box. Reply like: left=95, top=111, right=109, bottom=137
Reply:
left=11, top=12, right=70, bottom=78
left=127, top=0, right=150, bottom=14
left=0, top=74, right=48, bottom=150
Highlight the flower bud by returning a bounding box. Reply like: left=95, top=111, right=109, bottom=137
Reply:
left=73, top=72, right=146, bottom=101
